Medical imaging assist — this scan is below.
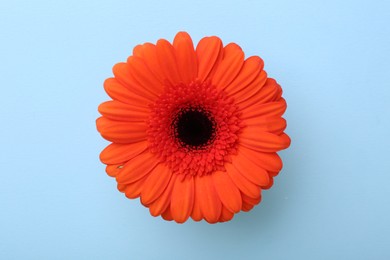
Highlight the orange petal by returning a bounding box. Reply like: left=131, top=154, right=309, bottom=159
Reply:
left=254, top=78, right=282, bottom=103
left=212, top=43, right=245, bottom=90
left=240, top=98, right=287, bottom=120
left=98, top=100, right=149, bottom=122
left=103, top=78, right=151, bottom=107
left=170, top=175, right=194, bottom=223
left=141, top=164, right=172, bottom=205
left=237, top=146, right=283, bottom=172
left=243, top=193, right=261, bottom=205
left=223, top=42, right=242, bottom=57
left=233, top=70, right=267, bottom=104
left=244, top=116, right=287, bottom=135
left=122, top=174, right=149, bottom=199
left=132, top=44, right=142, bottom=55
left=191, top=176, right=203, bottom=221
left=133, top=43, right=165, bottom=82
left=241, top=192, right=262, bottom=212
left=262, top=176, right=274, bottom=190
left=231, top=152, right=270, bottom=187
left=149, top=174, right=177, bottom=217
left=225, top=163, right=261, bottom=199
left=197, top=175, right=222, bottom=223
left=112, top=62, right=157, bottom=101
left=105, top=164, right=122, bottom=177
left=240, top=131, right=291, bottom=153
left=100, top=141, right=148, bottom=165
left=196, top=36, right=223, bottom=82
left=173, top=31, right=197, bottom=84
left=96, top=117, right=147, bottom=144
left=127, top=56, right=163, bottom=95
left=212, top=171, right=242, bottom=213
left=161, top=207, right=173, bottom=221
left=242, top=202, right=255, bottom=212
left=219, top=206, right=234, bottom=222
left=238, top=78, right=282, bottom=109
left=191, top=205, right=203, bottom=221
left=117, top=183, right=127, bottom=192
left=132, top=44, right=143, bottom=55
left=156, top=39, right=182, bottom=85
left=116, top=151, right=159, bottom=184
left=224, top=56, right=263, bottom=94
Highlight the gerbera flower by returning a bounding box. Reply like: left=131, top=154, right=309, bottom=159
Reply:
left=96, top=32, right=290, bottom=223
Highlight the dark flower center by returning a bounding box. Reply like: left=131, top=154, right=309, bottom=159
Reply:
left=174, top=108, right=216, bottom=148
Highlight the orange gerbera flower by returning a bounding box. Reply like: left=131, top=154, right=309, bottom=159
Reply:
left=96, top=32, right=290, bottom=223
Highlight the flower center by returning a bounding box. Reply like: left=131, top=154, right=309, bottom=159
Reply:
left=174, top=108, right=215, bottom=148
left=147, top=80, right=243, bottom=176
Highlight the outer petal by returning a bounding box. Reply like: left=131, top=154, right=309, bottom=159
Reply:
left=224, top=56, right=263, bottom=95
left=212, top=43, right=245, bottom=90
left=225, top=163, right=261, bottom=199
left=113, top=62, right=157, bottom=101
left=141, top=164, right=172, bottom=205
left=233, top=70, right=267, bottom=104
left=262, top=177, right=274, bottom=190
left=219, top=206, right=235, bottom=222
left=127, top=56, right=164, bottom=96
left=244, top=116, right=287, bottom=135
left=117, top=183, right=127, bottom=192
left=115, top=151, right=159, bottom=184
left=156, top=39, right=182, bottom=85
left=98, top=100, right=149, bottom=122
left=105, top=164, right=122, bottom=177
left=196, top=36, right=223, bottom=82
left=100, top=141, right=148, bottom=165
left=149, top=174, right=177, bottom=217
left=173, top=32, right=198, bottom=84
left=231, top=152, right=270, bottom=187
left=170, top=176, right=194, bottom=223
left=104, top=78, right=151, bottom=107
left=223, top=42, right=242, bottom=58
left=197, top=175, right=222, bottom=223
left=237, top=145, right=283, bottom=173
left=161, top=207, right=173, bottom=221
left=191, top=176, right=204, bottom=221
left=238, top=78, right=282, bottom=109
left=241, top=193, right=262, bottom=212
left=133, top=43, right=165, bottom=82
left=240, top=98, right=287, bottom=120
left=96, top=117, right=147, bottom=144
left=240, top=131, right=291, bottom=153
left=212, top=171, right=242, bottom=213
left=121, top=174, right=149, bottom=199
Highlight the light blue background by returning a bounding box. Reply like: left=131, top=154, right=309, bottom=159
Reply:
left=1, top=0, right=389, bottom=259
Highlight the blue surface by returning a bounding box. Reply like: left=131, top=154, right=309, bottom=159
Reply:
left=1, top=0, right=389, bottom=259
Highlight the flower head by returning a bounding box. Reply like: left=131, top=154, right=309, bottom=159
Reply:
left=97, top=32, right=290, bottom=223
